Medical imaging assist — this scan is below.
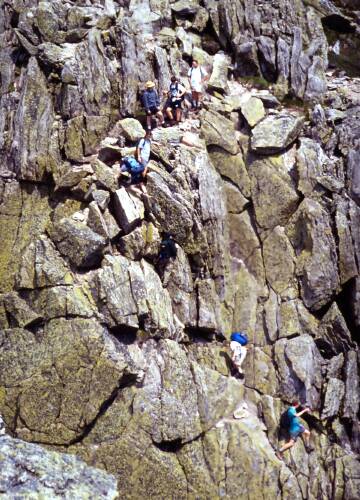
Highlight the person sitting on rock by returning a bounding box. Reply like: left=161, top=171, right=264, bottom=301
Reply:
left=142, top=81, right=165, bottom=130
left=188, top=59, right=208, bottom=111
left=120, top=130, right=151, bottom=185
left=229, top=332, right=248, bottom=377
left=276, top=402, right=312, bottom=460
left=165, top=76, right=186, bottom=125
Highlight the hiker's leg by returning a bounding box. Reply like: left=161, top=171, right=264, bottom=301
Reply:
left=197, top=92, right=203, bottom=108
left=279, top=438, right=295, bottom=454
left=302, top=428, right=311, bottom=446
left=232, top=357, right=243, bottom=375
left=175, top=107, right=181, bottom=122
left=146, top=113, right=152, bottom=129
left=156, top=109, right=164, bottom=125
left=238, top=346, right=247, bottom=370
left=191, top=90, right=198, bottom=109
left=166, top=107, right=173, bottom=121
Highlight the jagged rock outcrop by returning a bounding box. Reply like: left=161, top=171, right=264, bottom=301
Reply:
left=0, top=0, right=360, bottom=498
left=0, top=434, right=118, bottom=499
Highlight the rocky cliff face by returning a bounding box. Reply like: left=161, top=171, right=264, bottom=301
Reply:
left=0, top=1, right=360, bottom=498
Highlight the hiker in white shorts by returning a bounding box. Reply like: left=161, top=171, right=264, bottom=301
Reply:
left=187, top=59, right=208, bottom=111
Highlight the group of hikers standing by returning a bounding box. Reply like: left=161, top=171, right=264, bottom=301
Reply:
left=141, top=59, right=208, bottom=130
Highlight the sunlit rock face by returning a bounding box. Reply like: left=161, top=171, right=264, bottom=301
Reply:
left=0, top=1, right=359, bottom=498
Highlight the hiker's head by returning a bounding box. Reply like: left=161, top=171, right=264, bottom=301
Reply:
left=145, top=80, right=155, bottom=90
left=192, top=59, right=199, bottom=68
left=144, top=129, right=152, bottom=139
left=292, top=401, right=301, bottom=408
left=171, top=76, right=178, bottom=83
left=163, top=232, right=173, bottom=240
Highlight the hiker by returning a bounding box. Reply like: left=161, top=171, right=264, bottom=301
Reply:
left=229, top=332, right=248, bottom=376
left=142, top=81, right=164, bottom=130
left=120, top=130, right=151, bottom=185
left=165, top=76, right=186, bottom=124
left=158, top=233, right=177, bottom=261
left=187, top=59, right=208, bottom=111
left=276, top=402, right=312, bottom=460
left=157, top=233, right=177, bottom=284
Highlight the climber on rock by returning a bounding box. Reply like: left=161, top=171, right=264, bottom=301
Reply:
left=188, top=59, right=208, bottom=111
left=120, top=130, right=151, bottom=187
left=158, top=233, right=177, bottom=262
left=165, top=76, right=186, bottom=125
left=276, top=402, right=312, bottom=460
left=156, top=233, right=177, bottom=283
left=228, top=332, right=248, bottom=377
left=142, top=81, right=165, bottom=130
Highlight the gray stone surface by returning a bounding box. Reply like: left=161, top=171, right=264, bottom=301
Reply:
left=0, top=435, right=118, bottom=499
left=251, top=113, right=305, bottom=154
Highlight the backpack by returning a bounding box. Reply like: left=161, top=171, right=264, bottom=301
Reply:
left=123, top=156, right=145, bottom=174
left=230, top=332, right=248, bottom=346
left=279, top=409, right=291, bottom=430
left=169, top=82, right=179, bottom=98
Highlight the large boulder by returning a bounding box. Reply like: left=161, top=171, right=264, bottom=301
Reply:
left=241, top=96, right=266, bottom=127
left=113, top=188, right=144, bottom=234
left=275, top=335, right=323, bottom=408
left=286, top=199, right=340, bottom=311
left=207, top=52, right=230, bottom=93
left=250, top=113, right=305, bottom=154
left=49, top=216, right=106, bottom=268
left=92, top=255, right=176, bottom=336
left=0, top=435, right=118, bottom=499
left=248, top=149, right=300, bottom=230
left=118, top=118, right=145, bottom=142
left=200, top=109, right=239, bottom=154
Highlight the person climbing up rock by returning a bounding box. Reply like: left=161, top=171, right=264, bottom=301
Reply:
left=158, top=233, right=177, bottom=261
left=229, top=332, right=248, bottom=377
left=142, top=81, right=165, bottom=130
left=276, top=402, right=313, bottom=460
left=156, top=233, right=177, bottom=283
left=120, top=130, right=151, bottom=187
left=188, top=59, right=208, bottom=111
left=165, top=76, right=186, bottom=125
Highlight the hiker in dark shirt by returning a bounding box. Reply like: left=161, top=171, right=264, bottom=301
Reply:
left=165, top=76, right=186, bottom=125
left=142, top=81, right=165, bottom=130
left=159, top=233, right=177, bottom=261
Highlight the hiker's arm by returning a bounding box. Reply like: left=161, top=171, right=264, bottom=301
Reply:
left=296, top=408, right=310, bottom=417
left=178, top=85, right=186, bottom=98
left=202, top=71, right=209, bottom=83
left=143, top=93, right=149, bottom=112
left=142, top=166, right=148, bottom=178
left=135, top=145, right=141, bottom=162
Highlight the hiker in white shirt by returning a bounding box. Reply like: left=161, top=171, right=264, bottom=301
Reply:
left=187, top=59, right=208, bottom=111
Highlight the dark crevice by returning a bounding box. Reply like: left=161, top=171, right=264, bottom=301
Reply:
left=110, top=324, right=138, bottom=344
left=183, top=326, right=215, bottom=343
left=336, top=277, right=359, bottom=343
left=321, top=15, right=355, bottom=34
left=153, top=437, right=183, bottom=453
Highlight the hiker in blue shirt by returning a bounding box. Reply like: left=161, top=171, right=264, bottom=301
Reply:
left=142, top=81, right=165, bottom=130
left=120, top=130, right=151, bottom=186
left=276, top=402, right=312, bottom=460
